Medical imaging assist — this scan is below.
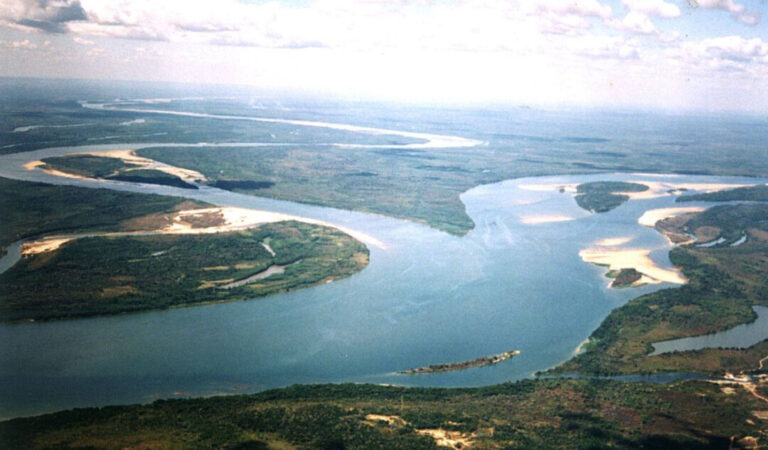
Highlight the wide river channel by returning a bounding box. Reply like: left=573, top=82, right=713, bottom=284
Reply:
left=0, top=143, right=766, bottom=419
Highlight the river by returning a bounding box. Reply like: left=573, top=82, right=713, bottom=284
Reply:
left=0, top=138, right=765, bottom=419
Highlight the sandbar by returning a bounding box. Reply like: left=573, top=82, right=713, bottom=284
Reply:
left=518, top=183, right=578, bottom=193
left=624, top=181, right=750, bottom=200
left=594, top=237, right=634, bottom=247
left=21, top=238, right=73, bottom=256
left=579, top=248, right=687, bottom=285
left=520, top=214, right=575, bottom=225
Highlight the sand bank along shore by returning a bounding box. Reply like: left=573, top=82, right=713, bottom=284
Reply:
left=20, top=206, right=387, bottom=257
left=26, top=149, right=207, bottom=184
left=637, top=207, right=705, bottom=227
left=623, top=181, right=749, bottom=200
left=168, top=207, right=387, bottom=250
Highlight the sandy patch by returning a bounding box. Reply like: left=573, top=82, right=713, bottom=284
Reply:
left=749, top=228, right=768, bottom=242
left=21, top=238, right=72, bottom=256
left=520, top=214, right=576, bottom=225
left=594, top=237, right=634, bottom=247
left=25, top=159, right=93, bottom=181
left=416, top=428, right=473, bottom=449
left=23, top=160, right=44, bottom=171
left=580, top=248, right=687, bottom=285
left=638, top=207, right=705, bottom=228
left=365, top=414, right=407, bottom=427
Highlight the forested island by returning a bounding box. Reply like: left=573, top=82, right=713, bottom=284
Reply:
left=41, top=154, right=198, bottom=189
left=574, top=181, right=649, bottom=213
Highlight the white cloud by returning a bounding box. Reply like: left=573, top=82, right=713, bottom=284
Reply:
left=673, top=35, right=768, bottom=73
left=691, top=0, right=760, bottom=25
left=609, top=11, right=679, bottom=41
left=571, top=35, right=641, bottom=59
left=0, top=39, right=37, bottom=49
left=623, top=0, right=680, bottom=18
left=73, top=36, right=93, bottom=45
left=0, top=0, right=616, bottom=49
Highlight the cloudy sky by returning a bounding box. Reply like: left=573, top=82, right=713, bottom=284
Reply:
left=0, top=0, right=767, bottom=111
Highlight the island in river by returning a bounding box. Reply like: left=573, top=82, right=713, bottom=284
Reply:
left=574, top=181, right=649, bottom=213
left=400, top=350, right=521, bottom=374
left=606, top=268, right=643, bottom=288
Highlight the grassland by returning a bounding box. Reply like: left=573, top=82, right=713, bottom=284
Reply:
left=0, top=177, right=206, bottom=257
left=553, top=203, right=768, bottom=376
left=574, top=181, right=649, bottom=213
left=0, top=221, right=368, bottom=322
left=1, top=379, right=763, bottom=449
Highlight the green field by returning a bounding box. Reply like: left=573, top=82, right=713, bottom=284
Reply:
left=0, top=221, right=368, bottom=322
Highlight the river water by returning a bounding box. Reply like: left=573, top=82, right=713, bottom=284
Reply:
left=1, top=142, right=766, bottom=418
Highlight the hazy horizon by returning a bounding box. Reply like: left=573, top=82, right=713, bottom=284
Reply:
left=1, top=1, right=768, bottom=113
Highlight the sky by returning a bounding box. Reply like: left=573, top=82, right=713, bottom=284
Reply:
left=0, top=0, right=767, bottom=112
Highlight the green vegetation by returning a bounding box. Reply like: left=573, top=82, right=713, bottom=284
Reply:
left=1, top=379, right=763, bottom=449
left=41, top=154, right=197, bottom=189
left=0, top=177, right=206, bottom=256
left=574, top=181, right=649, bottom=213
left=0, top=221, right=368, bottom=322
left=553, top=203, right=768, bottom=375
left=678, top=184, right=768, bottom=203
